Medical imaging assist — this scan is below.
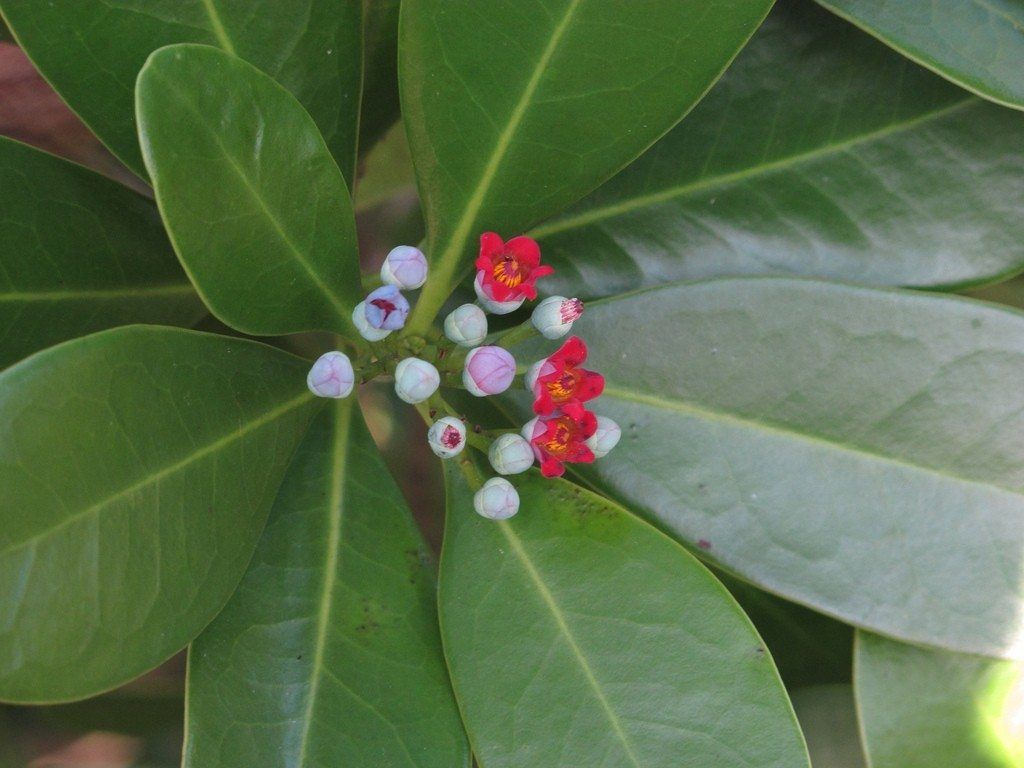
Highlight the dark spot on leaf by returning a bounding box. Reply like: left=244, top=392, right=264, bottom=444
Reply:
left=698, top=539, right=711, bottom=550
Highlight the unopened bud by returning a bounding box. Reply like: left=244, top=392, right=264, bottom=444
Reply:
left=488, top=433, right=535, bottom=475
left=463, top=345, right=516, bottom=396
left=473, top=477, right=520, bottom=520
left=444, top=304, right=488, bottom=347
left=531, top=296, right=583, bottom=339
left=394, top=357, right=440, bottom=404
left=525, top=359, right=546, bottom=393
left=521, top=417, right=542, bottom=442
left=474, top=272, right=525, bottom=315
left=306, top=351, right=355, bottom=399
left=586, top=416, right=621, bottom=458
left=364, top=285, right=410, bottom=330
left=428, top=416, right=466, bottom=458
left=352, top=301, right=391, bottom=341
left=380, top=245, right=428, bottom=290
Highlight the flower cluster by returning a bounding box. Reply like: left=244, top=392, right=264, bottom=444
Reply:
left=305, top=233, right=621, bottom=522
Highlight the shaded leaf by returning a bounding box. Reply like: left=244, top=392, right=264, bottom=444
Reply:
left=137, top=45, right=360, bottom=337
left=184, top=400, right=469, bottom=768
left=532, top=0, right=1024, bottom=297
left=856, top=632, right=1024, bottom=767
left=507, top=278, right=1024, bottom=659
left=790, top=685, right=867, bottom=768
left=0, top=326, right=319, bottom=702
left=0, top=137, right=204, bottom=369
left=359, top=0, right=402, bottom=154
left=400, top=0, right=775, bottom=331
left=0, top=0, right=363, bottom=180
left=440, top=457, right=809, bottom=768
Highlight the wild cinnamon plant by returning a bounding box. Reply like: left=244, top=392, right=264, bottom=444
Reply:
left=2, top=1, right=1024, bottom=766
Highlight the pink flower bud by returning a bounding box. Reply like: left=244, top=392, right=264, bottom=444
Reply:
left=586, top=416, right=621, bottom=458
left=444, top=304, right=488, bottom=347
left=473, top=477, right=520, bottom=519
left=352, top=301, right=391, bottom=341
left=524, top=359, right=546, bottom=393
left=306, top=351, right=355, bottom=399
left=488, top=433, right=535, bottom=475
left=381, top=245, right=428, bottom=290
left=427, top=416, right=466, bottom=459
left=531, top=296, right=583, bottom=339
left=474, top=272, right=525, bottom=315
left=463, top=345, right=516, bottom=396
left=394, top=357, right=440, bottom=404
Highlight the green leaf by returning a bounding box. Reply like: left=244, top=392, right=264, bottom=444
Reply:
left=440, top=458, right=810, bottom=768
left=815, top=0, right=1024, bottom=112
left=856, top=632, right=1024, bottom=767
left=0, top=326, right=320, bottom=702
left=790, top=685, right=867, bottom=768
left=0, top=137, right=204, bottom=369
left=531, top=0, right=1024, bottom=297
left=400, top=0, right=775, bottom=332
left=0, top=0, right=363, bottom=180
left=137, top=45, right=361, bottom=338
left=359, top=0, right=402, bottom=154
left=183, top=400, right=469, bottom=768
left=506, top=278, right=1024, bottom=659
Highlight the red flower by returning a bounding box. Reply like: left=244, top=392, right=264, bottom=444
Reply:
left=532, top=336, right=604, bottom=419
left=475, top=232, right=553, bottom=302
left=527, top=411, right=598, bottom=478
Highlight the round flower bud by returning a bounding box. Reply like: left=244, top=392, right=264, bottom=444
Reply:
left=474, top=272, right=525, bottom=315
left=352, top=301, right=391, bottom=341
left=444, top=304, right=488, bottom=348
left=586, top=416, right=622, bottom=458
left=463, top=345, right=516, bottom=397
left=380, top=245, right=428, bottom=290
left=473, top=477, right=520, bottom=520
left=531, top=296, right=584, bottom=339
left=427, top=416, right=466, bottom=459
left=488, top=433, right=535, bottom=475
left=524, top=359, right=546, bottom=393
left=306, top=351, right=355, bottom=399
left=394, top=357, right=440, bottom=404
left=364, top=285, right=410, bottom=330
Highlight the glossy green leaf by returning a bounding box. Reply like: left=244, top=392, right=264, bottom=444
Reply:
left=507, top=278, right=1024, bottom=659
left=790, top=685, right=867, bottom=768
left=137, top=45, right=360, bottom=337
left=856, top=632, right=1024, bottom=767
left=359, top=0, right=402, bottom=154
left=815, top=0, right=1024, bottom=112
left=0, top=137, right=204, bottom=369
left=440, top=458, right=809, bottom=768
left=184, top=400, right=469, bottom=768
left=0, top=0, right=363, bottom=180
left=531, top=0, right=1024, bottom=298
left=400, top=0, right=775, bottom=332
left=0, top=326, right=319, bottom=702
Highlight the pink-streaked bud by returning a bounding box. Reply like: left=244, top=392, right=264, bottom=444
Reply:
left=428, top=416, right=466, bottom=459
left=463, top=345, right=516, bottom=396
left=524, top=359, right=546, bottom=393
left=306, top=351, right=355, bottom=399
left=474, top=272, right=525, bottom=315
left=444, top=304, right=488, bottom=347
left=381, top=245, right=428, bottom=290
left=521, top=416, right=542, bottom=442
left=531, top=296, right=583, bottom=339
left=586, top=416, right=621, bottom=458
left=364, top=285, right=410, bottom=330
left=352, top=301, right=391, bottom=341
left=473, top=477, right=520, bottom=520
left=394, top=357, right=440, bottom=404
left=488, top=433, right=535, bottom=475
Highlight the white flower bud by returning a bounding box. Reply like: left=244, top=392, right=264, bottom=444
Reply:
left=444, top=304, right=488, bottom=347
left=473, top=477, right=520, bottom=520
left=394, top=357, right=440, bottom=404
left=474, top=272, right=525, bottom=315
left=521, top=417, right=543, bottom=443
left=488, top=433, right=535, bottom=475
left=525, top=359, right=546, bottom=393
left=306, top=351, right=355, bottom=399
left=380, top=245, right=428, bottom=290
left=531, top=296, right=583, bottom=339
left=352, top=301, right=391, bottom=341
left=427, top=416, right=466, bottom=459
left=586, top=416, right=622, bottom=458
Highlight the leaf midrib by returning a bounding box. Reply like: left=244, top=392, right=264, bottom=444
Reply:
left=198, top=0, right=237, bottom=55
left=0, top=391, right=314, bottom=561
left=0, top=283, right=196, bottom=303
left=529, top=97, right=975, bottom=239
left=497, top=519, right=644, bottom=768
left=603, top=383, right=1022, bottom=499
